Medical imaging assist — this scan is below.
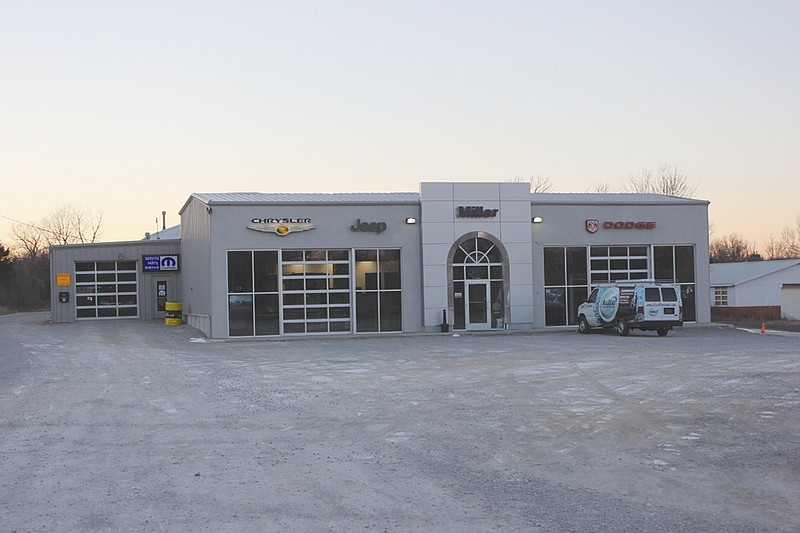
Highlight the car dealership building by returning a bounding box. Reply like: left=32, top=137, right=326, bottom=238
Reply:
left=49, top=182, right=711, bottom=338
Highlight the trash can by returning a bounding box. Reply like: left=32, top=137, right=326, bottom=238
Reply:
left=165, top=301, right=182, bottom=326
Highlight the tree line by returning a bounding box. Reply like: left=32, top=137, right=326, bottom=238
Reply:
left=0, top=206, right=102, bottom=311
left=1, top=172, right=798, bottom=313
left=512, top=164, right=800, bottom=263
left=709, top=221, right=800, bottom=263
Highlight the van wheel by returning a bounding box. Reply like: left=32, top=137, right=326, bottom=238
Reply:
left=578, top=316, right=590, bottom=334
left=657, top=328, right=669, bottom=337
left=616, top=318, right=630, bottom=336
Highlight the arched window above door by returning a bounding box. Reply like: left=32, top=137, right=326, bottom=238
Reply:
left=452, top=237, right=503, bottom=265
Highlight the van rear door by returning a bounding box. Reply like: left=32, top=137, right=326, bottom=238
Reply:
left=643, top=286, right=680, bottom=322
left=659, top=286, right=681, bottom=321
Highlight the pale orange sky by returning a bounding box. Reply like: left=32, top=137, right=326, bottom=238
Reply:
left=2, top=1, right=798, bottom=252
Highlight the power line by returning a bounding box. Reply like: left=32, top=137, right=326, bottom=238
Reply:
left=0, top=214, right=49, bottom=233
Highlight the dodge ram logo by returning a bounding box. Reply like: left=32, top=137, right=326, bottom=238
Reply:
left=585, top=219, right=600, bottom=234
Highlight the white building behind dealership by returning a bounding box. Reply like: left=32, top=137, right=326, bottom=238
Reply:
left=710, top=259, right=800, bottom=320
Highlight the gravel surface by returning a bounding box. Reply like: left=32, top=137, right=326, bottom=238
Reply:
left=1, top=312, right=799, bottom=532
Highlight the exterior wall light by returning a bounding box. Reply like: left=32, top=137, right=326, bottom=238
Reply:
left=405, top=217, right=417, bottom=224
left=532, top=216, right=543, bottom=224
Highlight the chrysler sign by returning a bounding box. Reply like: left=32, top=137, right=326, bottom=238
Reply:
left=248, top=218, right=315, bottom=236
left=586, top=219, right=656, bottom=233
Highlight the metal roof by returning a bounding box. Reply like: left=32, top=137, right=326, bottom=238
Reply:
left=178, top=190, right=711, bottom=220
left=190, top=192, right=421, bottom=205
left=186, top=191, right=707, bottom=207
left=531, top=193, right=709, bottom=205
left=709, top=259, right=800, bottom=286
left=143, top=224, right=181, bottom=241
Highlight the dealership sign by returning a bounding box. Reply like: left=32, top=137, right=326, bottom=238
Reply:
left=457, top=206, right=498, bottom=218
left=586, top=219, right=656, bottom=233
left=143, top=255, right=180, bottom=271
left=248, top=218, right=315, bottom=236
left=351, top=219, right=387, bottom=234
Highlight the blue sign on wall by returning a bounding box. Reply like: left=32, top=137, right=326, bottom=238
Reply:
left=143, top=255, right=180, bottom=272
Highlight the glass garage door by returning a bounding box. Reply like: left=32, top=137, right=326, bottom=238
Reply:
left=74, top=260, right=138, bottom=319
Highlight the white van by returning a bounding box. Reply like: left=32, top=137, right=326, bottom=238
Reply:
left=577, top=282, right=683, bottom=336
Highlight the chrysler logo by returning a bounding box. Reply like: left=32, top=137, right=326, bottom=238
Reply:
left=585, top=219, right=600, bottom=234
left=248, top=218, right=315, bottom=236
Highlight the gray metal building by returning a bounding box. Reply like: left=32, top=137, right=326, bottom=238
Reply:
left=50, top=182, right=711, bottom=338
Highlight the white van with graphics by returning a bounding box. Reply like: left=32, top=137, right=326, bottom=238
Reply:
left=577, top=282, right=683, bottom=336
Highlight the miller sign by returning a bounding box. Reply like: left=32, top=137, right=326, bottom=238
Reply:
left=457, top=206, right=498, bottom=218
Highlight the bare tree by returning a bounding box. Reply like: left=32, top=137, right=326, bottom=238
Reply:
left=12, top=204, right=104, bottom=255
left=588, top=182, right=613, bottom=193
left=710, top=234, right=759, bottom=263
left=624, top=164, right=697, bottom=197
left=764, top=215, right=800, bottom=259
left=507, top=174, right=553, bottom=193
left=40, top=204, right=103, bottom=245
left=11, top=223, right=46, bottom=259
left=530, top=174, right=553, bottom=193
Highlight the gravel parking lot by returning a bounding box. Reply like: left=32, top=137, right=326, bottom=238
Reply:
left=1, top=312, right=799, bottom=532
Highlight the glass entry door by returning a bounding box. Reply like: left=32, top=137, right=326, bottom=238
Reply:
left=450, top=234, right=507, bottom=331
left=466, top=280, right=491, bottom=330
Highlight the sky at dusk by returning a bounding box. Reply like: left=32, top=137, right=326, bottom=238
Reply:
left=1, top=1, right=798, bottom=251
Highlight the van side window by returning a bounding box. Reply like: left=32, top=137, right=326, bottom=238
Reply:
left=644, top=287, right=661, bottom=302
left=587, top=288, right=598, bottom=303
left=661, top=287, right=678, bottom=302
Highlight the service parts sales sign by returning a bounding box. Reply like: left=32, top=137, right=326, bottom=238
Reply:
left=585, top=219, right=656, bottom=234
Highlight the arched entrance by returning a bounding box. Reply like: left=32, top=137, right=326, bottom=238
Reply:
left=447, top=232, right=509, bottom=330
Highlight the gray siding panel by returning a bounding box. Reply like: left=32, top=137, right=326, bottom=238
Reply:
left=50, top=240, right=181, bottom=323
left=179, top=197, right=213, bottom=336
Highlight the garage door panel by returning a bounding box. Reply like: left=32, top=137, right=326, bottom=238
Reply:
left=74, top=260, right=139, bottom=320
left=780, top=286, right=800, bottom=320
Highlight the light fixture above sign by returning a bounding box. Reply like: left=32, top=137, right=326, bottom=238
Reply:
left=532, top=216, right=543, bottom=224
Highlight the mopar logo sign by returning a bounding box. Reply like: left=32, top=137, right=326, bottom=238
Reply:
left=143, top=255, right=180, bottom=272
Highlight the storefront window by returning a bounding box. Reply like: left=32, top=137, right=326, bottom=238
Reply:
left=254, top=251, right=279, bottom=292
left=544, top=248, right=565, bottom=286
left=675, top=246, right=695, bottom=283
left=228, top=294, right=254, bottom=336
left=228, top=251, right=253, bottom=293
left=355, top=249, right=402, bottom=332
left=653, top=245, right=696, bottom=322
left=255, top=293, right=279, bottom=335
left=653, top=246, right=674, bottom=281
left=567, top=247, right=588, bottom=285
left=544, top=247, right=588, bottom=326
left=228, top=249, right=356, bottom=336
left=227, top=251, right=280, bottom=336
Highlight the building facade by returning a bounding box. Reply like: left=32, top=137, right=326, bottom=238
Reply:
left=50, top=182, right=711, bottom=337
left=710, top=259, right=800, bottom=320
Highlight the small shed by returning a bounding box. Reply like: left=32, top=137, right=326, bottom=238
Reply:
left=709, top=259, right=800, bottom=320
